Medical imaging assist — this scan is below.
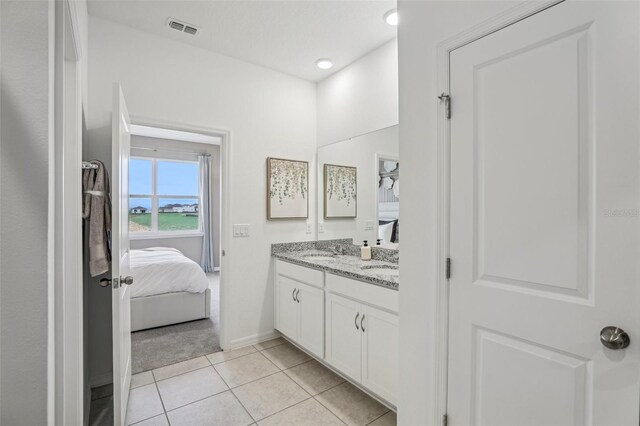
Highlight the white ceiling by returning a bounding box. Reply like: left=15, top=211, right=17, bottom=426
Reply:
left=88, top=0, right=397, bottom=82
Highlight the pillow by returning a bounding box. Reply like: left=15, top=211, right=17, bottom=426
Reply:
left=378, top=221, right=395, bottom=244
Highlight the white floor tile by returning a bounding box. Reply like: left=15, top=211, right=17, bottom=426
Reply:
left=253, top=337, right=286, bottom=351
left=232, top=372, right=310, bottom=420
left=125, top=384, right=164, bottom=425
left=257, top=398, right=345, bottom=426
left=315, top=382, right=388, bottom=426
left=207, top=345, right=257, bottom=365
left=214, top=352, right=279, bottom=388
left=130, top=414, right=169, bottom=426
left=156, top=366, right=228, bottom=411
left=167, top=390, right=253, bottom=426
left=283, top=360, right=345, bottom=396
left=131, top=371, right=154, bottom=389
left=152, top=356, right=210, bottom=381
left=261, top=343, right=311, bottom=370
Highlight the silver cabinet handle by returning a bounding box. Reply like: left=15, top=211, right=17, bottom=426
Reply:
left=292, top=288, right=296, bottom=302
left=361, top=314, right=365, bottom=332
left=295, top=289, right=300, bottom=303
left=355, top=312, right=360, bottom=330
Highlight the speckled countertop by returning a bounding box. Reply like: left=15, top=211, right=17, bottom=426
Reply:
left=273, top=248, right=399, bottom=290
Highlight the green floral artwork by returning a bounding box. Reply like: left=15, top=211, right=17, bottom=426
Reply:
left=325, top=164, right=357, bottom=206
left=269, top=158, right=308, bottom=206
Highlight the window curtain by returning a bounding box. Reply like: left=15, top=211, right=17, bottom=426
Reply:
left=199, top=155, right=215, bottom=272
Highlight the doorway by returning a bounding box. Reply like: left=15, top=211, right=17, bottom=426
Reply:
left=126, top=124, right=224, bottom=373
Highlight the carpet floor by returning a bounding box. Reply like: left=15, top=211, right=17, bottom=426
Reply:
left=131, top=273, right=221, bottom=373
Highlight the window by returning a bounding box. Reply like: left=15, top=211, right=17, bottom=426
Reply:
left=129, top=157, right=200, bottom=233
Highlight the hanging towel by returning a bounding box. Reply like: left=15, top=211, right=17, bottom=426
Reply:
left=82, top=160, right=112, bottom=277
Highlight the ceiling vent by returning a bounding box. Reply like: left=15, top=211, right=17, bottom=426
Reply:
left=167, top=18, right=199, bottom=36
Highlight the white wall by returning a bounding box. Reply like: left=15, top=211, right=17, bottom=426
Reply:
left=85, top=16, right=317, bottom=384
left=397, top=1, right=521, bottom=424
left=129, top=135, right=222, bottom=266
left=0, top=1, right=54, bottom=424
left=317, top=39, right=398, bottom=146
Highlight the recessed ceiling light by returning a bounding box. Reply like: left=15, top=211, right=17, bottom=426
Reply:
left=384, top=9, right=398, bottom=26
left=316, top=59, right=333, bottom=70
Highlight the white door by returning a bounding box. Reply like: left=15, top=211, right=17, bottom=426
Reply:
left=112, top=84, right=133, bottom=426
left=276, top=276, right=299, bottom=340
left=325, top=293, right=362, bottom=381
left=361, top=305, right=398, bottom=405
left=448, top=2, right=639, bottom=425
left=297, top=281, right=324, bottom=358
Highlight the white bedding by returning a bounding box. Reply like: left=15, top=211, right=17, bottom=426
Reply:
left=129, top=247, right=209, bottom=298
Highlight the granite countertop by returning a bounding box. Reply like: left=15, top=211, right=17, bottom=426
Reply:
left=273, top=249, right=399, bottom=290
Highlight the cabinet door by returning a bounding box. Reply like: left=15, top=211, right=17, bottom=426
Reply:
left=325, top=293, right=362, bottom=381
left=276, top=275, right=299, bottom=341
left=297, top=281, right=324, bottom=358
left=361, top=305, right=398, bottom=405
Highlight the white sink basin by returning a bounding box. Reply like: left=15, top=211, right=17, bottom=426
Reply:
left=361, top=266, right=399, bottom=277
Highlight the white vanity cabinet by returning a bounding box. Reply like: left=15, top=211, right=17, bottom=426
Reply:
left=274, top=259, right=398, bottom=406
left=324, top=273, right=399, bottom=405
left=274, top=261, right=325, bottom=358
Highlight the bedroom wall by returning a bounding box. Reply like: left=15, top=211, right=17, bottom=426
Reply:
left=316, top=38, right=398, bottom=146
left=0, top=1, right=54, bottom=424
left=129, top=135, right=221, bottom=267
left=85, top=16, right=317, bottom=385
left=397, top=1, right=522, bottom=424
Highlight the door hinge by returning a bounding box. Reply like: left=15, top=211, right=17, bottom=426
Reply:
left=442, top=414, right=448, bottom=426
left=446, top=258, right=451, bottom=280
left=438, top=93, right=451, bottom=119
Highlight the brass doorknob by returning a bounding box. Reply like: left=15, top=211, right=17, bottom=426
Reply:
left=600, top=326, right=630, bottom=350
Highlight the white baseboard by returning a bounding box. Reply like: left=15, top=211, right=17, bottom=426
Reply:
left=228, top=329, right=281, bottom=350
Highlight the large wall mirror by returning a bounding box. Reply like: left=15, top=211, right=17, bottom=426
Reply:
left=317, top=125, right=399, bottom=247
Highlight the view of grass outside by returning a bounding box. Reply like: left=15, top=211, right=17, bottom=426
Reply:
left=129, top=158, right=200, bottom=233
left=129, top=212, right=199, bottom=232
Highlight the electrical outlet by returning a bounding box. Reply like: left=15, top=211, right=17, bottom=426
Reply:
left=306, top=222, right=313, bottom=234
left=365, top=220, right=375, bottom=230
left=233, top=224, right=250, bottom=237
left=318, top=222, right=325, bottom=233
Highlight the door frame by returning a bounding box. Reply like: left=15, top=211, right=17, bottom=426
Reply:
left=128, top=115, right=232, bottom=350
left=433, top=1, right=564, bottom=423
left=54, top=0, right=84, bottom=424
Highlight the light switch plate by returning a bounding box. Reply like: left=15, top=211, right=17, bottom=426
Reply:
left=233, top=224, right=250, bottom=237
left=365, top=220, right=375, bottom=230
left=318, top=222, right=325, bottom=233
left=306, top=222, right=313, bottom=234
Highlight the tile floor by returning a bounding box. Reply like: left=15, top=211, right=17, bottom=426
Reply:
left=122, top=337, right=396, bottom=426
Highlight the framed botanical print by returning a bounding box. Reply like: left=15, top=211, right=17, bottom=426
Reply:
left=267, top=157, right=309, bottom=219
left=324, top=164, right=357, bottom=218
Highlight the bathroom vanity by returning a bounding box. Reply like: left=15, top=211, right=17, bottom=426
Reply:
left=272, top=241, right=398, bottom=407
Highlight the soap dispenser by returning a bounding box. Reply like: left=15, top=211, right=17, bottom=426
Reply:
left=361, top=240, right=372, bottom=261
left=376, top=239, right=382, bottom=246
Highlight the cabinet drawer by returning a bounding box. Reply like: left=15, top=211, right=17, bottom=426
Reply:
left=325, top=273, right=398, bottom=313
left=276, top=260, right=324, bottom=288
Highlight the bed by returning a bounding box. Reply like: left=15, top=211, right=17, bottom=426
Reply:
left=130, top=247, right=210, bottom=332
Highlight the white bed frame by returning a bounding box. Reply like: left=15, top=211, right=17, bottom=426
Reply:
left=131, top=288, right=211, bottom=332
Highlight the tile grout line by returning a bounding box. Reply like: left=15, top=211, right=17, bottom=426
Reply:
left=215, top=363, right=262, bottom=424
left=364, top=409, right=392, bottom=426
left=237, top=365, right=316, bottom=423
